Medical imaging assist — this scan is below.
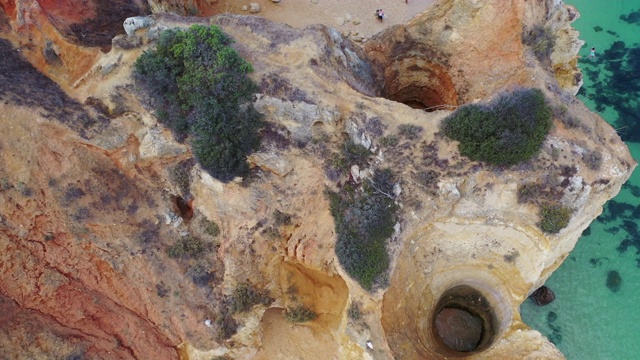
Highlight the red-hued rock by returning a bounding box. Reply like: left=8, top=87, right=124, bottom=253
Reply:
left=36, top=0, right=150, bottom=49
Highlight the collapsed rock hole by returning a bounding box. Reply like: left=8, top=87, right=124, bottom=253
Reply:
left=382, top=61, right=458, bottom=111
left=172, top=195, right=193, bottom=220
left=432, top=285, right=498, bottom=355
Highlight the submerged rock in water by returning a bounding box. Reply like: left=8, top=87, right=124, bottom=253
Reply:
left=606, top=270, right=622, bottom=292
left=530, top=286, right=556, bottom=306
left=435, top=307, right=483, bottom=352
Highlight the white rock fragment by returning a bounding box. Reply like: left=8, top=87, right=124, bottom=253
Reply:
left=393, top=183, right=402, bottom=197
left=351, top=164, right=361, bottom=183
left=123, top=16, right=154, bottom=36
left=204, top=319, right=212, bottom=327
left=248, top=152, right=293, bottom=177
left=393, top=222, right=402, bottom=237
left=139, top=127, right=187, bottom=159
left=249, top=3, right=260, bottom=13
left=438, top=180, right=461, bottom=202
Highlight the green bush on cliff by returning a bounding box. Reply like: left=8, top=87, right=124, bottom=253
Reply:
left=134, top=25, right=263, bottom=182
left=539, top=203, right=573, bottom=234
left=285, top=304, right=318, bottom=323
left=522, top=25, right=557, bottom=63
left=441, top=88, right=552, bottom=165
left=328, top=169, right=398, bottom=290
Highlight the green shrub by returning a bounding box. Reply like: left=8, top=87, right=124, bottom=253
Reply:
left=186, top=262, right=215, bottom=287
left=397, top=124, right=424, bottom=140
left=273, top=210, right=292, bottom=226
left=167, top=236, right=206, bottom=259
left=170, top=160, right=193, bottom=196
left=285, top=305, right=317, bottom=323
left=583, top=149, right=603, bottom=171
left=134, top=25, right=263, bottom=182
left=231, top=283, right=272, bottom=313
left=201, top=218, right=221, bottom=237
left=347, top=301, right=363, bottom=321
left=379, top=135, right=399, bottom=147
left=554, top=105, right=581, bottom=129
left=342, top=142, right=372, bottom=168
left=417, top=170, right=440, bottom=190
left=215, top=314, right=238, bottom=341
left=522, top=25, right=557, bottom=63
left=441, top=88, right=552, bottom=165
left=539, top=203, right=572, bottom=234
left=328, top=169, right=397, bottom=290
left=517, top=182, right=543, bottom=204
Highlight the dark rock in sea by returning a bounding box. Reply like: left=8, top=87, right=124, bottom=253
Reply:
left=548, top=328, right=563, bottom=345
left=530, top=286, right=556, bottom=306
left=624, top=183, right=640, bottom=197
left=621, top=220, right=639, bottom=237
left=435, top=307, right=483, bottom=352
left=617, top=239, right=633, bottom=254
left=606, top=270, right=622, bottom=293
left=605, top=226, right=620, bottom=235
left=594, top=26, right=603, bottom=32
left=547, top=311, right=557, bottom=323
left=582, top=226, right=591, bottom=237
left=620, top=10, right=640, bottom=24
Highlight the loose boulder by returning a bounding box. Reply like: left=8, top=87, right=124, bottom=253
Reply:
left=123, top=16, right=155, bottom=36
left=249, top=3, right=260, bottom=13
left=530, top=285, right=555, bottom=306
left=435, top=307, right=483, bottom=352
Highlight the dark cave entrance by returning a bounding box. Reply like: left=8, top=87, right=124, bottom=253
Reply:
left=431, top=285, right=499, bottom=356
left=172, top=195, right=193, bottom=220
left=382, top=61, right=458, bottom=111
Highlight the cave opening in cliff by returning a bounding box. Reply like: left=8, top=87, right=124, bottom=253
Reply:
left=172, top=195, right=193, bottom=221
left=431, top=285, right=498, bottom=356
left=382, top=61, right=458, bottom=112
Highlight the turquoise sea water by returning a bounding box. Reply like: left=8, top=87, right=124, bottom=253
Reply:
left=520, top=1, right=640, bottom=359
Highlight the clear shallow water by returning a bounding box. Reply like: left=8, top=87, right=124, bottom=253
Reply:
left=520, top=1, right=640, bottom=359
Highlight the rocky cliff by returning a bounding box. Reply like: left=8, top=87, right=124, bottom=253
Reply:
left=0, top=1, right=634, bottom=359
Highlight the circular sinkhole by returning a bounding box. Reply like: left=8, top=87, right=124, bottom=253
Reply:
left=382, top=60, right=458, bottom=111
left=431, top=285, right=499, bottom=356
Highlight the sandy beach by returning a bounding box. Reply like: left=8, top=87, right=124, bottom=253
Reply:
left=208, top=0, right=437, bottom=38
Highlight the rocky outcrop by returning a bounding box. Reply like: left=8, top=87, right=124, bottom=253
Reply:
left=0, top=1, right=635, bottom=359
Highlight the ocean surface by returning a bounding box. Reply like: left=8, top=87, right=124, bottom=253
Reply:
left=520, top=1, right=640, bottom=359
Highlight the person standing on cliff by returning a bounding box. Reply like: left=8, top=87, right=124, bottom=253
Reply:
left=589, top=47, right=596, bottom=59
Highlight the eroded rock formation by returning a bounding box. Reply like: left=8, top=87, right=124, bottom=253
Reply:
left=0, top=1, right=634, bottom=359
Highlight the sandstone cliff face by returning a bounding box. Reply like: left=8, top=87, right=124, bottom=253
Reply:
left=0, top=1, right=634, bottom=360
